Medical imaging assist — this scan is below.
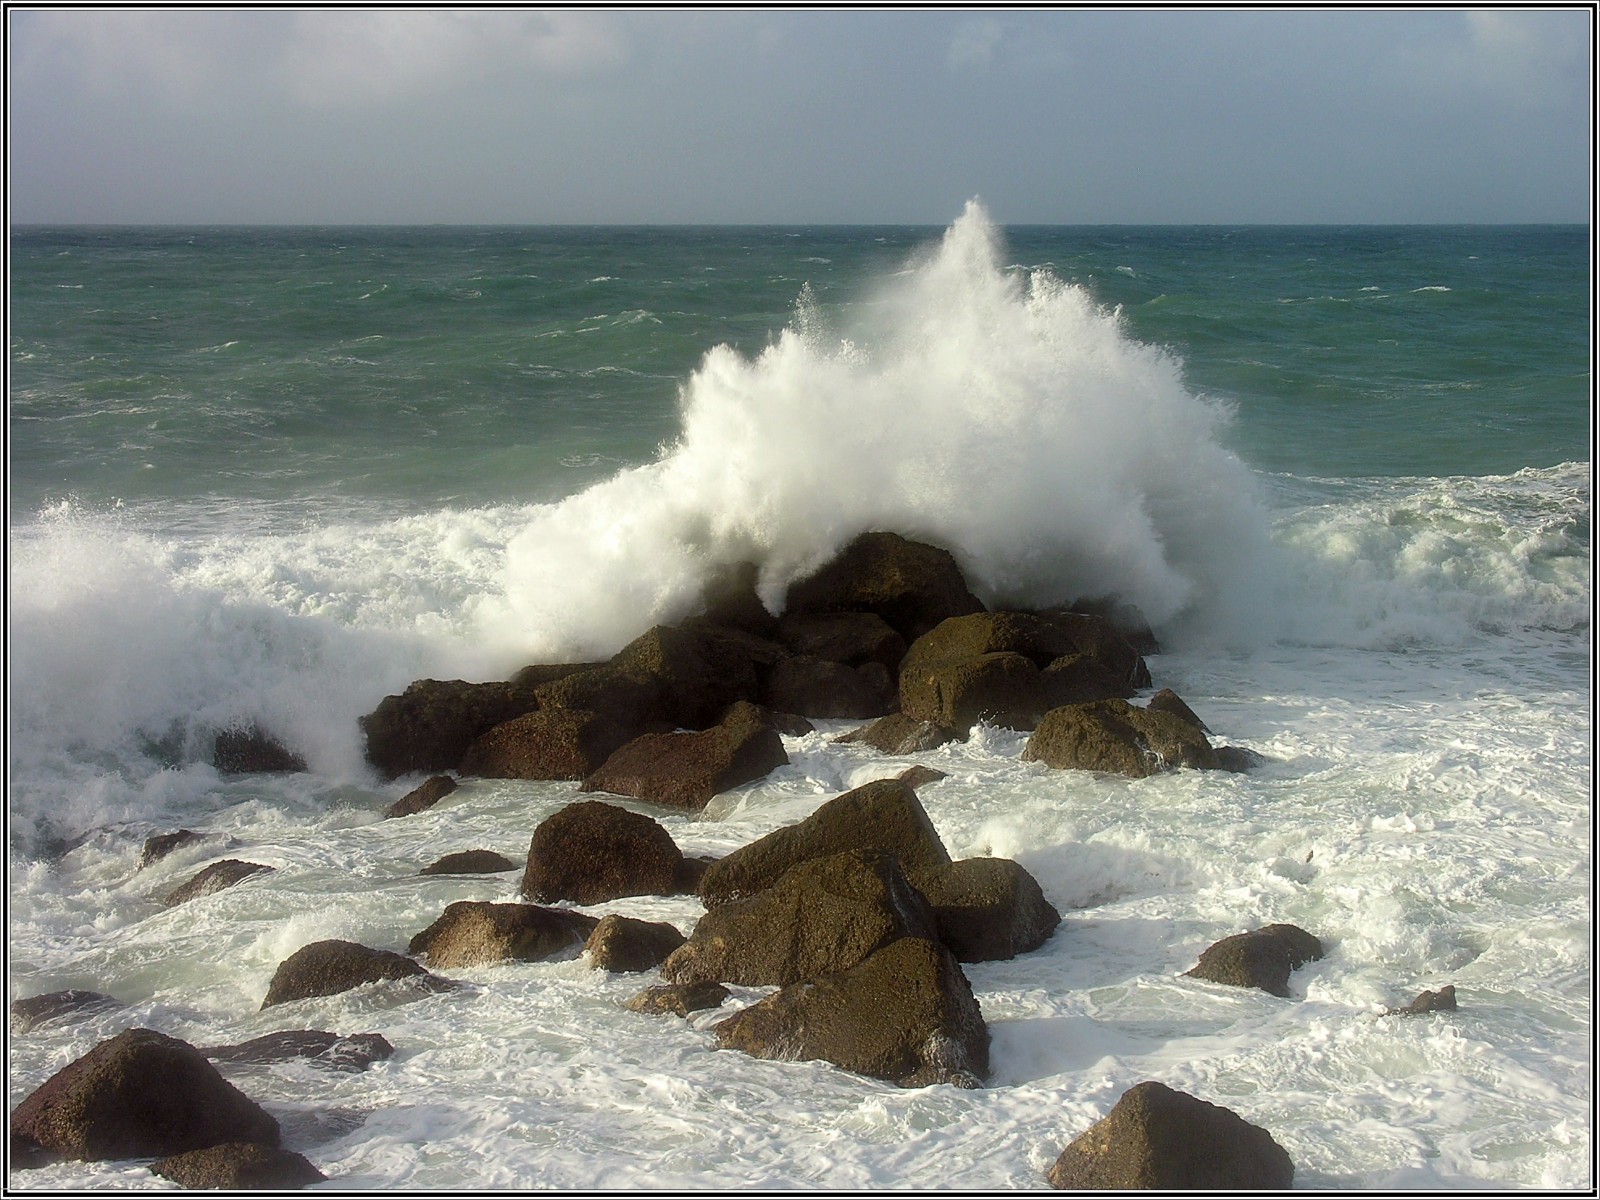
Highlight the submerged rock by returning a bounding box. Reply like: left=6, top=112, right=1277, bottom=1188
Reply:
left=1185, top=924, right=1324, bottom=998
left=1046, top=1080, right=1293, bottom=1190
left=164, top=859, right=276, bottom=907
left=10, top=990, right=124, bottom=1035
left=138, top=829, right=201, bottom=869
left=584, top=914, right=687, bottom=974
left=1385, top=984, right=1458, bottom=1016
left=385, top=774, right=458, bottom=819
left=625, top=981, right=730, bottom=1018
left=521, top=800, right=685, bottom=905
left=409, top=901, right=598, bottom=969
left=1022, top=698, right=1218, bottom=777
left=260, top=940, right=448, bottom=1010
left=151, top=1141, right=326, bottom=1190
left=360, top=678, right=542, bottom=779
left=419, top=849, right=516, bottom=875
left=201, top=1030, right=394, bottom=1072
left=835, top=712, right=957, bottom=755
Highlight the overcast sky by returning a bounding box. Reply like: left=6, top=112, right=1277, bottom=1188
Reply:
left=7, top=8, right=1593, bottom=225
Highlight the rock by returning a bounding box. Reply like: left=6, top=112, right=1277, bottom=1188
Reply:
left=507, top=661, right=605, bottom=690
left=584, top=914, right=687, bottom=973
left=1146, top=687, right=1209, bottom=731
left=724, top=701, right=813, bottom=737
left=164, top=860, right=276, bottom=907
left=260, top=940, right=448, bottom=1010
left=151, top=1142, right=326, bottom=1189
left=1062, top=596, right=1162, bottom=657
left=1039, top=654, right=1136, bottom=707
left=10, top=990, right=123, bottom=1035
left=762, top=654, right=896, bottom=719
left=900, top=611, right=1080, bottom=678
left=200, top=1030, right=394, bottom=1072
left=408, top=901, right=599, bottom=970
left=580, top=704, right=789, bottom=811
left=1022, top=699, right=1219, bottom=777
left=459, top=708, right=633, bottom=781
left=686, top=560, right=779, bottom=637
left=897, top=765, right=949, bottom=790
left=835, top=713, right=958, bottom=755
left=521, top=800, right=685, bottom=905
left=902, top=651, right=1050, bottom=732
left=914, top=857, right=1061, bottom=963
left=590, top=623, right=766, bottom=731
left=663, top=849, right=938, bottom=987
left=782, top=532, right=986, bottom=643
left=675, top=855, right=717, bottom=894
left=1214, top=745, right=1267, bottom=772
left=9, top=1027, right=279, bottom=1162
left=713, top=936, right=988, bottom=1088
left=419, top=849, right=516, bottom=875
left=1185, top=924, right=1324, bottom=998
left=1046, top=1080, right=1293, bottom=1189
left=1385, top=984, right=1457, bottom=1016
left=213, top=726, right=307, bottom=774
left=697, top=777, right=952, bottom=907
left=775, top=610, right=908, bottom=672
left=384, top=774, right=458, bottom=819
left=1032, top=608, right=1154, bottom=689
left=360, top=678, right=542, bottom=779
left=138, top=829, right=201, bottom=869
left=625, top=981, right=730, bottom=1018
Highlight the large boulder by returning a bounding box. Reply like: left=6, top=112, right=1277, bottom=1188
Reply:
left=662, top=849, right=938, bottom=987
left=1033, top=608, right=1153, bottom=689
left=561, top=624, right=767, bottom=733
left=151, top=1142, right=326, bottom=1190
left=200, top=1030, right=394, bottom=1072
left=696, top=778, right=952, bottom=907
left=9, top=1027, right=279, bottom=1162
left=625, top=981, right=730, bottom=1018
left=914, top=857, right=1061, bottom=963
left=408, top=901, right=599, bottom=970
left=1185, top=924, right=1324, bottom=998
left=713, top=936, right=988, bottom=1088
left=459, top=708, right=633, bottom=781
left=419, top=849, right=516, bottom=876
left=774, top=610, right=907, bottom=672
left=1146, top=687, right=1208, bottom=731
left=782, top=532, right=985, bottom=643
left=521, top=800, right=685, bottom=905
left=835, top=713, right=958, bottom=755
left=1022, top=699, right=1219, bottom=777
left=685, top=560, right=780, bottom=637
left=260, top=940, right=448, bottom=1010
left=1039, top=654, right=1136, bottom=708
left=360, top=678, right=542, bottom=779
left=584, top=914, right=687, bottom=973
left=10, top=990, right=123, bottom=1035
left=761, top=654, right=895, bottom=719
left=384, top=774, right=458, bottom=819
left=580, top=703, right=789, bottom=811
left=213, top=725, right=306, bottom=774
left=164, top=860, right=275, bottom=907
left=901, top=651, right=1050, bottom=732
left=1046, top=1080, right=1293, bottom=1189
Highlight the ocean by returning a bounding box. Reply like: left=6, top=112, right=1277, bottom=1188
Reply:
left=7, top=205, right=1591, bottom=1189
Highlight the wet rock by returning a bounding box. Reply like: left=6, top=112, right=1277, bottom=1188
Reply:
left=915, top=857, right=1061, bottom=963
left=10, top=990, right=124, bottom=1035
left=408, top=901, right=599, bottom=970
left=625, top=981, right=730, bottom=1018
left=663, top=849, right=938, bottom=987
left=1185, top=924, right=1324, bottom=998
left=782, top=531, right=985, bottom=643
left=1214, top=744, right=1267, bottom=772
left=459, top=708, right=633, bottom=781
left=213, top=726, right=307, bottom=774
left=1146, top=687, right=1209, bottom=731
left=902, top=650, right=1050, bottom=732
left=384, top=774, right=458, bottom=819
left=151, top=1141, right=326, bottom=1189
left=9, top=1027, right=279, bottom=1162
left=1046, top=1080, right=1293, bottom=1190
left=1032, top=608, right=1153, bottom=689
left=138, top=829, right=201, bottom=869
left=696, top=777, right=952, bottom=907
left=201, top=1030, right=394, bottom=1072
left=775, top=610, right=908, bottom=672
left=674, top=855, right=717, bottom=894
left=686, top=560, right=780, bottom=637
left=507, top=661, right=605, bottom=690
left=360, top=678, right=542, bottom=779
left=419, top=849, right=516, bottom=875
left=713, top=936, right=988, bottom=1088
left=1022, top=699, right=1219, bottom=777
left=580, top=703, right=789, bottom=811
left=260, top=940, right=447, bottom=1010
left=835, top=713, right=958, bottom=755
left=1039, top=654, right=1136, bottom=708
left=584, top=914, right=687, bottom=973
left=164, top=860, right=276, bottom=907
left=1386, top=984, right=1457, bottom=1016
left=521, top=800, right=685, bottom=905
left=762, top=654, right=896, bottom=719
left=896, top=765, right=949, bottom=791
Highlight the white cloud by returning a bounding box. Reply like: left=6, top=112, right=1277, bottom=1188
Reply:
left=948, top=19, right=1005, bottom=71
left=1397, top=9, right=1590, bottom=111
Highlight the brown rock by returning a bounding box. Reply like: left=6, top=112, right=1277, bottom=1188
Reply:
left=10, top=990, right=123, bottom=1035
left=761, top=654, right=895, bottom=719
left=200, top=1030, right=393, bottom=1072
left=1022, top=699, right=1219, bottom=777
left=521, top=800, right=684, bottom=905
left=897, top=765, right=949, bottom=791
left=213, top=725, right=307, bottom=774
left=260, top=939, right=447, bottom=1010
left=138, top=829, right=201, bottom=869
left=1385, top=984, right=1457, bottom=1016
left=408, top=901, right=598, bottom=969
left=419, top=849, right=516, bottom=875
left=460, top=707, right=633, bottom=781
left=584, top=914, right=687, bottom=973
left=713, top=936, right=988, bottom=1088
left=914, top=857, right=1061, bottom=963
left=360, top=678, right=542, bottom=779
left=625, top=981, right=730, bottom=1017
left=164, top=860, right=275, bottom=907
left=1146, top=687, right=1209, bottom=731
left=1046, top=1080, right=1293, bottom=1189
left=9, top=1027, right=279, bottom=1162
left=580, top=706, right=789, bottom=811
left=384, top=774, right=457, bottom=819
left=782, top=531, right=986, bottom=643
left=1185, top=924, right=1324, bottom=998
left=835, top=713, right=958, bottom=755
left=507, top=661, right=605, bottom=690
left=1039, top=654, right=1136, bottom=707
left=775, top=610, right=908, bottom=671
left=901, top=651, right=1049, bottom=732
left=151, top=1141, right=326, bottom=1189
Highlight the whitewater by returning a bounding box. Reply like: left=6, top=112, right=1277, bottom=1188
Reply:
left=7, top=205, right=1592, bottom=1190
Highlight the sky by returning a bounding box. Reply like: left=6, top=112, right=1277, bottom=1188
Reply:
left=6, top=7, right=1593, bottom=225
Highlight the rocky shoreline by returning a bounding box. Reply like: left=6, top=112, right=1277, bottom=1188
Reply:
left=10, top=531, right=1454, bottom=1190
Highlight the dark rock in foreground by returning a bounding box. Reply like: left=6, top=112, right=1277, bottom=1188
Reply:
left=139, top=829, right=201, bottom=869
left=9, top=1027, right=279, bottom=1162
left=151, top=1141, right=326, bottom=1190
left=915, top=857, right=1061, bottom=963
left=201, top=1030, right=394, bottom=1072
left=10, top=990, right=124, bottom=1035
left=625, top=981, right=730, bottom=1018
left=713, top=936, right=988, bottom=1088
left=696, top=777, right=952, bottom=907
left=782, top=531, right=986, bottom=643
left=260, top=939, right=449, bottom=1010
left=409, top=901, right=599, bottom=970
left=1386, top=984, right=1457, bottom=1016
left=580, top=702, right=788, bottom=811
left=213, top=726, right=307, bottom=774
left=663, top=849, right=937, bottom=987
left=385, top=774, right=458, bottom=819
left=1186, top=924, right=1324, bottom=998
left=1046, top=1080, right=1293, bottom=1190
left=521, top=800, right=685, bottom=905
left=360, top=678, right=542, bottom=779
left=1022, top=699, right=1218, bottom=777
left=420, top=849, right=516, bottom=875
left=584, top=914, right=687, bottom=973
left=164, top=859, right=275, bottom=907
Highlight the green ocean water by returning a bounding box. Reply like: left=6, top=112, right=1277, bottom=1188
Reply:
left=10, top=224, right=1589, bottom=528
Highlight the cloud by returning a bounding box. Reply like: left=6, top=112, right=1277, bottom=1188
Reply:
left=947, top=18, right=1005, bottom=70
left=1397, top=9, right=1590, bottom=111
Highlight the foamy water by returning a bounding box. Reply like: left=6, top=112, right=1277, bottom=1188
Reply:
left=7, top=207, right=1591, bottom=1191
